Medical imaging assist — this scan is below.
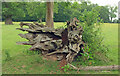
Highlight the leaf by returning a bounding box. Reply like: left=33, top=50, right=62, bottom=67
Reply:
left=64, top=69, right=67, bottom=72
left=61, top=67, right=64, bottom=69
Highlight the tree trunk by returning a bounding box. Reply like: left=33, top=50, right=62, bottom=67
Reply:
left=5, top=16, right=13, bottom=25
left=111, top=17, right=113, bottom=23
left=46, top=2, right=54, bottom=28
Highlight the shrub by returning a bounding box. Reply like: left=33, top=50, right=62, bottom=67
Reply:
left=77, top=8, right=109, bottom=65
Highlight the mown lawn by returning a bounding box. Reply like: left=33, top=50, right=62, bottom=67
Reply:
left=1, top=22, right=118, bottom=74
left=101, top=23, right=118, bottom=65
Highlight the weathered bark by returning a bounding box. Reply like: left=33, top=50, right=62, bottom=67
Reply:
left=46, top=2, right=54, bottom=28
left=68, top=63, right=119, bottom=71
left=17, top=18, right=83, bottom=63
left=5, top=16, right=13, bottom=25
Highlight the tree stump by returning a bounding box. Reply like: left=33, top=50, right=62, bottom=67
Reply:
left=16, top=17, right=83, bottom=63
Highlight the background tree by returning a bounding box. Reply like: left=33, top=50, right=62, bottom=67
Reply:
left=92, top=5, right=110, bottom=23
left=109, top=6, right=117, bottom=22
left=99, top=6, right=110, bottom=23
left=54, top=2, right=72, bottom=22
left=26, top=2, right=46, bottom=23
left=2, top=2, right=25, bottom=25
left=2, top=1, right=118, bottom=23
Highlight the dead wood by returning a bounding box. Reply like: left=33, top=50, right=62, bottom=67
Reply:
left=16, top=18, right=119, bottom=71
left=68, top=63, right=119, bottom=71
left=17, top=18, right=83, bottom=63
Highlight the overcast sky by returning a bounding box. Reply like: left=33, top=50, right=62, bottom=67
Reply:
left=90, top=0, right=119, bottom=6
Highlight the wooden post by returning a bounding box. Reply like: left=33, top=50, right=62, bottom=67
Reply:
left=46, top=2, right=54, bottom=28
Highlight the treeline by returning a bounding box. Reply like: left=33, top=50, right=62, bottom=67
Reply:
left=2, top=1, right=118, bottom=24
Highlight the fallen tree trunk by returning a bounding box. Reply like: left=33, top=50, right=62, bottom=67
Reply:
left=68, top=63, right=119, bottom=71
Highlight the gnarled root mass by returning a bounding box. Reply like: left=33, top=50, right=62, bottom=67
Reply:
left=17, top=18, right=83, bottom=63
left=17, top=18, right=119, bottom=71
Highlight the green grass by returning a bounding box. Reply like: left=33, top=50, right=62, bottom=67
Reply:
left=2, top=22, right=30, bottom=60
left=101, top=23, right=118, bottom=65
left=1, top=22, right=118, bottom=74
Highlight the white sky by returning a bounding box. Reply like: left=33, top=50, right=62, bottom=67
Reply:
left=90, top=0, right=119, bottom=6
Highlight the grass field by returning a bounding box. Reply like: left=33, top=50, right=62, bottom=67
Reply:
left=1, top=22, right=118, bottom=74
left=101, top=23, right=118, bottom=65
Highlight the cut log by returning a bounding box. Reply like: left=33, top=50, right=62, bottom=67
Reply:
left=68, top=63, right=119, bottom=71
